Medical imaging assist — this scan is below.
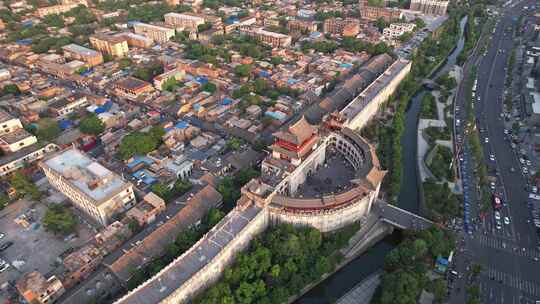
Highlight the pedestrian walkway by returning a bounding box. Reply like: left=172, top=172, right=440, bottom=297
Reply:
left=484, top=267, right=540, bottom=297
left=336, top=271, right=381, bottom=304
left=477, top=235, right=538, bottom=259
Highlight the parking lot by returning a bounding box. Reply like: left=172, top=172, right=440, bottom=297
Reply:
left=0, top=198, right=93, bottom=296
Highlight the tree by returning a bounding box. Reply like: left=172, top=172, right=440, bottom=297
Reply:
left=201, top=82, right=217, bottom=93
left=270, top=56, right=284, bottom=65
left=11, top=171, right=41, bottom=200
left=133, top=62, right=163, bottom=81
left=235, top=282, right=254, bottom=303
left=35, top=118, right=62, bottom=141
left=43, top=204, right=77, bottom=235
left=430, top=278, right=447, bottom=303
left=127, top=217, right=141, bottom=233
left=173, top=179, right=192, bottom=196
left=471, top=263, right=482, bottom=278
left=235, top=64, right=252, bottom=78
left=79, top=114, right=105, bottom=135
left=2, top=84, right=20, bottom=96
left=43, top=14, right=64, bottom=28
left=151, top=183, right=173, bottom=202
left=118, top=127, right=163, bottom=159
left=162, top=77, right=180, bottom=92
left=375, top=17, right=389, bottom=32
left=119, top=58, right=133, bottom=69
left=226, top=137, right=242, bottom=151
left=414, top=17, right=426, bottom=29
left=197, top=22, right=212, bottom=32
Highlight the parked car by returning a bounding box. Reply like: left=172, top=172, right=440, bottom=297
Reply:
left=0, top=241, right=13, bottom=252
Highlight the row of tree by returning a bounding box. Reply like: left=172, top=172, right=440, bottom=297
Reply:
left=373, top=227, right=455, bottom=304
left=377, top=10, right=463, bottom=202
left=195, top=223, right=360, bottom=304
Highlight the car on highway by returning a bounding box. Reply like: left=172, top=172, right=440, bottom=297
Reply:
left=0, top=259, right=9, bottom=273
left=485, top=137, right=489, bottom=143
left=490, top=182, right=496, bottom=190
left=0, top=241, right=13, bottom=252
left=490, top=154, right=496, bottom=161
left=504, top=217, right=510, bottom=225
left=495, top=211, right=501, bottom=220
left=496, top=221, right=502, bottom=230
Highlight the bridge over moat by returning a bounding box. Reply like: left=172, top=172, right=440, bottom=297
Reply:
left=374, top=199, right=435, bottom=230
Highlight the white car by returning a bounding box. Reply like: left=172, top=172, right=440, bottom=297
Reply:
left=504, top=217, right=510, bottom=225
left=527, top=160, right=532, bottom=166
left=490, top=154, right=496, bottom=161
left=496, top=222, right=502, bottom=230
left=485, top=137, right=489, bottom=143
left=490, top=182, right=496, bottom=190
left=0, top=263, right=10, bottom=273
left=495, top=211, right=501, bottom=220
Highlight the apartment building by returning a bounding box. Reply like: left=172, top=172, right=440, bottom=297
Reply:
left=40, top=148, right=135, bottom=226
left=62, top=44, right=104, bottom=67
left=239, top=26, right=292, bottom=48
left=323, top=18, right=360, bottom=36
left=359, top=0, right=402, bottom=22
left=164, top=12, right=205, bottom=32
left=118, top=32, right=153, bottom=48
left=0, top=110, right=23, bottom=135
left=0, top=128, right=37, bottom=154
left=48, top=93, right=89, bottom=117
left=36, top=3, right=78, bottom=17
left=153, top=68, right=185, bottom=90
left=89, top=33, right=129, bottom=58
left=112, top=76, right=154, bottom=99
left=410, top=0, right=448, bottom=15
left=383, top=23, right=416, bottom=40
left=126, top=192, right=166, bottom=226
left=223, top=16, right=256, bottom=34
left=287, top=19, right=317, bottom=33
left=132, top=22, right=175, bottom=43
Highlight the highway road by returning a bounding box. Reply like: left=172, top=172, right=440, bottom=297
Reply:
left=450, top=1, right=540, bottom=303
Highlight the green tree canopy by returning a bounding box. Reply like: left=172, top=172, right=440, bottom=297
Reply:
left=35, top=118, right=62, bottom=141
left=2, top=84, right=20, bottom=96
left=235, top=64, right=252, bottom=78
left=118, top=126, right=164, bottom=159
left=79, top=114, right=105, bottom=135
left=43, top=204, right=78, bottom=235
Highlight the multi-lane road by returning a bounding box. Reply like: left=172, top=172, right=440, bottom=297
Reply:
left=450, top=1, right=540, bottom=303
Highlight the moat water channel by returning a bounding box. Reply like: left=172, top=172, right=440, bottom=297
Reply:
left=296, top=16, right=467, bottom=304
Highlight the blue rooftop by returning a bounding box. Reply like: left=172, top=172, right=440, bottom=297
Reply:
left=127, top=156, right=154, bottom=169
left=175, top=121, right=189, bottom=129
left=132, top=169, right=157, bottom=185
left=265, top=111, right=287, bottom=121
left=221, top=98, right=233, bottom=106
left=195, top=76, right=208, bottom=84
left=16, top=39, right=32, bottom=45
